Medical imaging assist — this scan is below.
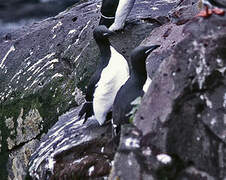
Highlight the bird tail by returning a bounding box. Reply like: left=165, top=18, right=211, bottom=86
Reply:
left=78, top=102, right=94, bottom=124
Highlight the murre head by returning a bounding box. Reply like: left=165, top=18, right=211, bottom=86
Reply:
left=130, top=45, right=160, bottom=74
left=93, top=25, right=114, bottom=42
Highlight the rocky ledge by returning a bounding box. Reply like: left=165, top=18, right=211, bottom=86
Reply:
left=0, top=0, right=225, bottom=179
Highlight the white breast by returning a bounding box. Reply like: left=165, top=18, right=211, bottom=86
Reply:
left=143, top=76, right=152, bottom=93
left=109, top=0, right=135, bottom=31
left=93, top=46, right=129, bottom=125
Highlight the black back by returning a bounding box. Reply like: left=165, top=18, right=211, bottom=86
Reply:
left=99, top=0, right=120, bottom=27
left=79, top=26, right=113, bottom=122
left=112, top=45, right=160, bottom=125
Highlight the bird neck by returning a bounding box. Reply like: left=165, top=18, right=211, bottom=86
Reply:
left=97, top=40, right=111, bottom=66
left=131, top=66, right=147, bottom=86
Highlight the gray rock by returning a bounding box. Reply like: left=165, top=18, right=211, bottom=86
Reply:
left=28, top=107, right=114, bottom=180
left=134, top=14, right=226, bottom=179
left=0, top=0, right=101, bottom=179
left=7, top=139, right=39, bottom=180
left=109, top=125, right=146, bottom=180
left=0, top=0, right=173, bottom=179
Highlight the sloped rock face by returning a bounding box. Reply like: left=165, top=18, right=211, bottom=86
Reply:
left=28, top=107, right=115, bottom=180
left=0, top=0, right=101, bottom=179
left=134, top=15, right=226, bottom=179
left=0, top=0, right=172, bottom=179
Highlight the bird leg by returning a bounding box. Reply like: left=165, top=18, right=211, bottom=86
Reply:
left=212, top=8, right=225, bottom=15
left=196, top=5, right=212, bottom=17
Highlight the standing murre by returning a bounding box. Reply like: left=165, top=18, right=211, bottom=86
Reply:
left=99, top=0, right=135, bottom=31
left=79, top=25, right=129, bottom=125
left=112, top=45, right=160, bottom=128
left=99, top=0, right=120, bottom=28
left=109, top=0, right=135, bottom=31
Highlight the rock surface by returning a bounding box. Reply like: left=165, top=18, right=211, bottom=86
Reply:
left=134, top=11, right=226, bottom=180
left=1, top=0, right=100, bottom=179
left=2, top=0, right=226, bottom=179
left=28, top=107, right=115, bottom=180
left=0, top=0, right=175, bottom=179
left=0, top=0, right=80, bottom=36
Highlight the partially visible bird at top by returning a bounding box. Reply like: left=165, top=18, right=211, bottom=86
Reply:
left=109, top=0, right=135, bottom=31
left=99, top=0, right=120, bottom=28
left=99, top=0, right=135, bottom=31
left=196, top=0, right=226, bottom=17
left=79, top=25, right=129, bottom=126
left=112, top=45, right=160, bottom=130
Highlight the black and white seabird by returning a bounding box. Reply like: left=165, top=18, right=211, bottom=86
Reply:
left=109, top=0, right=135, bottom=31
left=197, top=0, right=226, bottom=17
left=99, top=0, right=135, bottom=31
left=99, top=0, right=119, bottom=28
left=112, top=45, right=160, bottom=127
left=79, top=25, right=129, bottom=125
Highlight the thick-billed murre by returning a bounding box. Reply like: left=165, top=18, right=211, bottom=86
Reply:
left=109, top=0, right=135, bottom=31
left=112, top=45, right=160, bottom=127
left=79, top=25, right=129, bottom=125
left=99, top=0, right=135, bottom=31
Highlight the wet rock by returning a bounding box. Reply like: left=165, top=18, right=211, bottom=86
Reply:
left=134, top=15, right=226, bottom=179
left=28, top=107, right=115, bottom=180
left=109, top=124, right=145, bottom=180
left=0, top=0, right=100, bottom=179
left=7, top=140, right=39, bottom=180
left=5, top=108, right=43, bottom=150
left=168, top=0, right=200, bottom=25
left=0, top=0, right=80, bottom=23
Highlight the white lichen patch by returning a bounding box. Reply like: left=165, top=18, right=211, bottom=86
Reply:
left=74, top=20, right=91, bottom=45
left=142, top=147, right=152, bottom=156
left=27, top=76, right=32, bottom=81
left=217, top=67, right=226, bottom=75
left=7, top=137, right=15, bottom=150
left=216, top=58, right=224, bottom=67
left=5, top=117, right=14, bottom=129
left=8, top=139, right=39, bottom=180
left=51, top=73, right=63, bottom=79
left=223, top=93, right=226, bottom=108
left=157, top=154, right=172, bottom=164
left=193, top=41, right=210, bottom=89
left=151, top=6, right=159, bottom=10
left=6, top=108, right=43, bottom=150
left=0, top=45, right=15, bottom=69
left=210, top=117, right=217, bottom=125
left=68, top=29, right=77, bottom=35
left=27, top=52, right=55, bottom=72
left=101, top=147, right=104, bottom=153
left=52, top=34, right=57, bottom=39
left=124, top=137, right=140, bottom=148
left=204, top=94, right=212, bottom=109
left=74, top=42, right=90, bottom=62
left=10, top=69, right=23, bottom=82
left=88, top=166, right=95, bottom=176
left=47, top=155, right=56, bottom=173
left=51, top=21, right=63, bottom=33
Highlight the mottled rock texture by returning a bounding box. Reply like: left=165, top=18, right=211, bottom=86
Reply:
left=0, top=0, right=174, bottom=179
left=1, top=0, right=100, bottom=179
left=26, top=0, right=176, bottom=179
left=134, top=13, right=226, bottom=180
left=2, top=0, right=226, bottom=179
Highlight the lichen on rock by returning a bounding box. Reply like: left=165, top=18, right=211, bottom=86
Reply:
left=5, top=108, right=43, bottom=150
